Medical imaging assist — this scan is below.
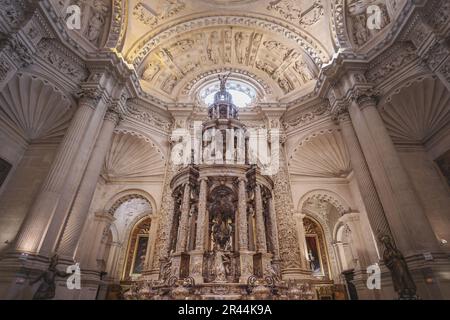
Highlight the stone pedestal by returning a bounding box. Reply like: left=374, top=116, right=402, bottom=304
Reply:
left=253, top=252, right=272, bottom=278
left=171, top=253, right=190, bottom=279
left=189, top=251, right=205, bottom=284
left=238, top=251, right=253, bottom=283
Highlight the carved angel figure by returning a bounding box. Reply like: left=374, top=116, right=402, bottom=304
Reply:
left=86, top=0, right=108, bottom=45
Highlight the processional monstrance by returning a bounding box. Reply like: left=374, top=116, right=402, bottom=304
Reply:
left=152, top=74, right=284, bottom=298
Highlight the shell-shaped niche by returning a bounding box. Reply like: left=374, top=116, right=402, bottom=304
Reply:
left=103, top=132, right=166, bottom=181
left=381, top=77, right=450, bottom=144
left=0, top=73, right=73, bottom=141
left=288, top=130, right=351, bottom=178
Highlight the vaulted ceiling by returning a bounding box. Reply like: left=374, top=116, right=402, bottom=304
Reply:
left=50, top=0, right=406, bottom=104
left=124, top=0, right=331, bottom=103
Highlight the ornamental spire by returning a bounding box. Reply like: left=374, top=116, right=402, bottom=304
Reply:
left=218, top=72, right=231, bottom=91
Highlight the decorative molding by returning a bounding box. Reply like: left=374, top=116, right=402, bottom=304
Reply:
left=127, top=14, right=329, bottom=69
left=298, top=189, right=351, bottom=216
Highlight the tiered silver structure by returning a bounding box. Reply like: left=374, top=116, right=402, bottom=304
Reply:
left=127, top=76, right=314, bottom=300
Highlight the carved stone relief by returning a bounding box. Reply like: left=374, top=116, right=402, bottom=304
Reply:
left=347, top=0, right=397, bottom=48
left=133, top=0, right=186, bottom=27
left=267, top=0, right=324, bottom=27
left=139, top=27, right=317, bottom=96
left=65, top=0, right=111, bottom=47
left=37, top=39, right=88, bottom=82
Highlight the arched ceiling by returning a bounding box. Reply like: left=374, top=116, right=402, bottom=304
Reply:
left=49, top=0, right=407, bottom=105
left=123, top=0, right=334, bottom=103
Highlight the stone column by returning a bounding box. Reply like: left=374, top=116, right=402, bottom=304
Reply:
left=190, top=177, right=208, bottom=284
left=338, top=111, right=390, bottom=251
left=57, top=109, right=121, bottom=259
left=172, top=183, right=191, bottom=278
left=195, top=178, right=208, bottom=251
left=254, top=184, right=273, bottom=278
left=40, top=93, right=109, bottom=256
left=176, top=183, right=191, bottom=253
left=237, top=177, right=252, bottom=283
left=349, top=95, right=440, bottom=255
left=272, top=144, right=310, bottom=279
left=13, top=91, right=105, bottom=254
left=152, top=163, right=179, bottom=273
left=237, top=178, right=249, bottom=251
left=267, top=195, right=280, bottom=259
left=254, top=184, right=267, bottom=253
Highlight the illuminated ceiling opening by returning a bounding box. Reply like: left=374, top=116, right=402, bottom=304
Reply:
left=199, top=79, right=257, bottom=108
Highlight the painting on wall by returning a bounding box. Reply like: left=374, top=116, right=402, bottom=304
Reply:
left=131, top=235, right=149, bottom=275
left=306, top=234, right=324, bottom=276
left=122, top=217, right=152, bottom=280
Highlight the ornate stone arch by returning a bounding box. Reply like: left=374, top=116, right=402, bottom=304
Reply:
left=179, top=67, right=277, bottom=99
left=298, top=189, right=352, bottom=216
left=126, top=14, right=330, bottom=69
left=105, top=189, right=157, bottom=215
left=330, top=0, right=352, bottom=49
left=104, top=0, right=129, bottom=51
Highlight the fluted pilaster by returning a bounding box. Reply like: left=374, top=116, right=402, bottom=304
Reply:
left=349, top=95, right=440, bottom=254
left=57, top=109, right=120, bottom=258
left=14, top=95, right=102, bottom=254
left=338, top=112, right=391, bottom=247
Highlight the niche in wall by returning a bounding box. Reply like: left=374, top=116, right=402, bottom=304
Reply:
left=436, top=150, right=450, bottom=187
left=0, top=158, right=12, bottom=187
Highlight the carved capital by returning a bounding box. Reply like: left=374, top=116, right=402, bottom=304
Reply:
left=104, top=108, right=121, bottom=125
left=331, top=103, right=350, bottom=124
left=78, top=87, right=106, bottom=108
left=350, top=88, right=379, bottom=110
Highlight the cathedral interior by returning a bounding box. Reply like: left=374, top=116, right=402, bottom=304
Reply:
left=0, top=0, right=449, bottom=300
